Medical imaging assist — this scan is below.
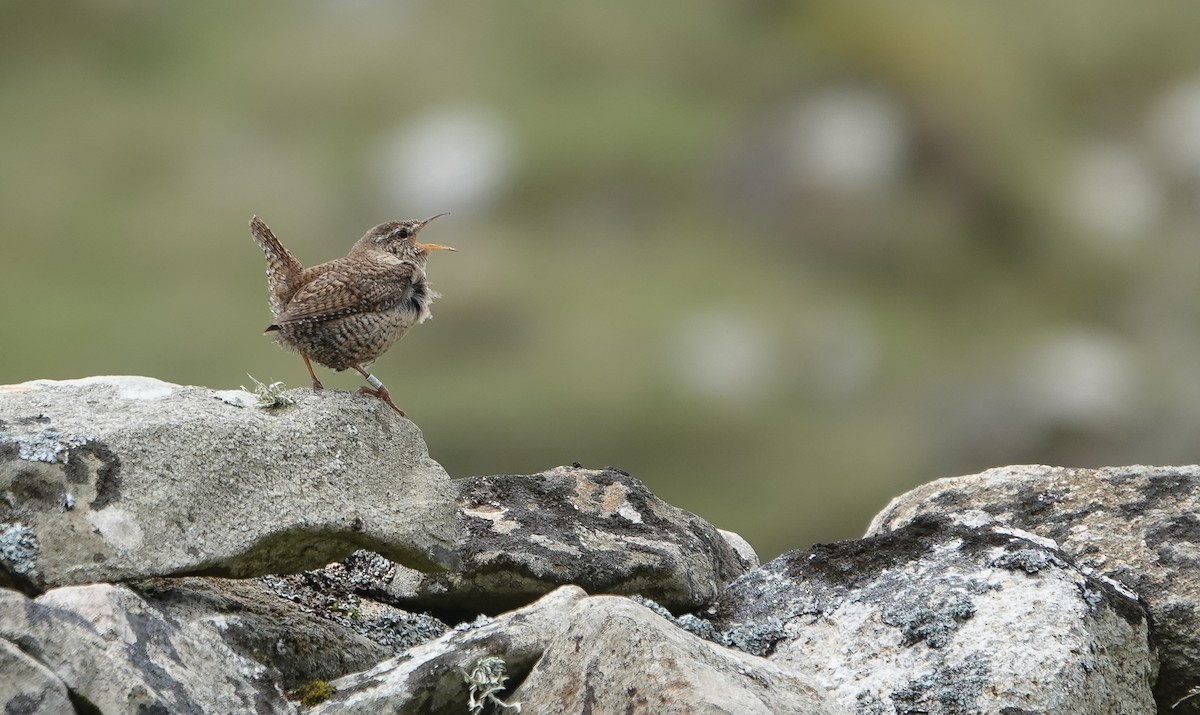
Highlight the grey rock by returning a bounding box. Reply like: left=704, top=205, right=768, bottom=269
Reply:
left=628, top=593, right=721, bottom=641
left=712, top=515, right=1156, bottom=715
left=719, top=527, right=761, bottom=569
left=0, top=523, right=40, bottom=595
left=0, top=376, right=460, bottom=590
left=0, top=638, right=73, bottom=715
left=515, top=595, right=843, bottom=715
left=133, top=574, right=445, bottom=691
left=0, top=583, right=294, bottom=714
left=384, top=466, right=756, bottom=613
left=312, top=585, right=590, bottom=714
left=257, top=551, right=448, bottom=653
left=866, top=464, right=1200, bottom=712
left=313, top=586, right=843, bottom=715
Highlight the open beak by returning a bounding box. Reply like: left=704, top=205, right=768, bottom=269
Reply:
left=416, top=212, right=456, bottom=251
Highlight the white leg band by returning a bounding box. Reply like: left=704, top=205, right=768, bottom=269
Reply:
left=366, top=374, right=384, bottom=390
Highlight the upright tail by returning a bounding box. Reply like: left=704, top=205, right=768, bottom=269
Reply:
left=249, top=215, right=304, bottom=318
left=249, top=216, right=302, bottom=273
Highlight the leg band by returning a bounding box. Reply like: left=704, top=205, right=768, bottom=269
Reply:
left=366, top=373, right=384, bottom=390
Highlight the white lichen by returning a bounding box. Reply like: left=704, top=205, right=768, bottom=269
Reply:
left=7, top=429, right=87, bottom=463
left=463, top=655, right=521, bottom=713
left=241, top=375, right=294, bottom=408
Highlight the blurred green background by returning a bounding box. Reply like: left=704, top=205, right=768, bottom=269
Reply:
left=5, top=2, right=1200, bottom=561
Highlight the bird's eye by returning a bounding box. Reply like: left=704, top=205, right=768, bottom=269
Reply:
left=396, top=228, right=410, bottom=239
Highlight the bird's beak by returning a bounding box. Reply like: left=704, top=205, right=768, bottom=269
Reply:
left=416, top=212, right=455, bottom=251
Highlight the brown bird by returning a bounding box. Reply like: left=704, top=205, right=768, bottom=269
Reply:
left=248, top=214, right=455, bottom=416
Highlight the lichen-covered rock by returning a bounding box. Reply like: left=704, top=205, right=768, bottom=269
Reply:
left=314, top=586, right=843, bottom=715
left=133, top=573, right=446, bottom=691
left=257, top=550, right=449, bottom=654
left=867, top=464, right=1200, bottom=712
left=711, top=515, right=1156, bottom=715
left=0, top=376, right=460, bottom=591
left=0, top=583, right=293, bottom=714
left=381, top=466, right=756, bottom=614
left=313, top=585, right=590, bottom=714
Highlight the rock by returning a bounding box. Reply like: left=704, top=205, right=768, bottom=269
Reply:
left=711, top=515, right=1156, bottom=715
left=382, top=466, right=756, bottom=614
left=313, top=586, right=842, bottom=715
left=0, top=583, right=293, bottom=714
left=866, top=465, right=1200, bottom=712
left=133, top=573, right=445, bottom=691
left=718, top=528, right=761, bottom=569
left=7, top=377, right=1168, bottom=711
left=0, top=523, right=40, bottom=596
left=312, top=585, right=590, bottom=713
left=0, top=376, right=460, bottom=591
left=0, top=638, right=73, bottom=714
left=514, top=594, right=844, bottom=715
left=257, top=550, right=449, bottom=654
left=627, top=593, right=723, bottom=641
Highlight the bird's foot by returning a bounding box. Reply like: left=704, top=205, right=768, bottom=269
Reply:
left=301, top=353, right=324, bottom=392
left=348, top=365, right=406, bottom=416
left=357, top=385, right=406, bottom=416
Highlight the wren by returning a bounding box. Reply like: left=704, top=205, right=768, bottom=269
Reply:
left=249, top=214, right=455, bottom=416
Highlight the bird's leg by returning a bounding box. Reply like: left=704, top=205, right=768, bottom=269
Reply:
left=349, top=364, right=405, bottom=416
left=301, top=353, right=324, bottom=391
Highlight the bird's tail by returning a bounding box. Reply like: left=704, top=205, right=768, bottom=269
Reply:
left=249, top=215, right=304, bottom=318
left=249, top=216, right=302, bottom=272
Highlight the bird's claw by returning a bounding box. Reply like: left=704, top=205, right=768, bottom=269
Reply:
left=357, top=385, right=406, bottom=416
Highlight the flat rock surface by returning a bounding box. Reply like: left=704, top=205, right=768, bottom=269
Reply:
left=867, top=464, right=1200, bottom=712
left=0, top=376, right=460, bottom=591
left=383, top=466, right=757, bottom=613
left=712, top=515, right=1156, bottom=715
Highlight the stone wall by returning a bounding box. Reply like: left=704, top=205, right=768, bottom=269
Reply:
left=1, top=377, right=1185, bottom=714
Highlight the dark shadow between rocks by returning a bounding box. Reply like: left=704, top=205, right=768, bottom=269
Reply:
left=179, top=528, right=457, bottom=581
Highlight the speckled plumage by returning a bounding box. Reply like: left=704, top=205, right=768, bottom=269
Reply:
left=248, top=214, right=454, bottom=415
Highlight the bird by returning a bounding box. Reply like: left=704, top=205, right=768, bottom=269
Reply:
left=248, top=214, right=455, bottom=416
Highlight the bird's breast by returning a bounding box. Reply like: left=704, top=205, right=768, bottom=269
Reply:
left=399, top=278, right=438, bottom=324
